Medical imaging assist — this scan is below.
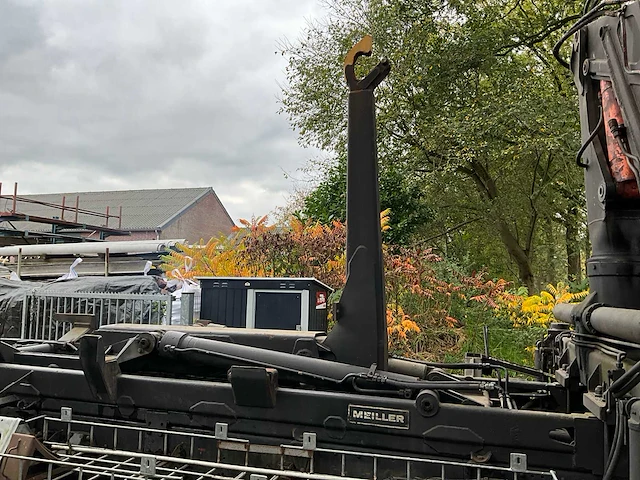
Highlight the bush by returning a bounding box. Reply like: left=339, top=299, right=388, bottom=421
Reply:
left=161, top=211, right=560, bottom=365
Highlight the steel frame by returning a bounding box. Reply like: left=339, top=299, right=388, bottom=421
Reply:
left=0, top=411, right=561, bottom=480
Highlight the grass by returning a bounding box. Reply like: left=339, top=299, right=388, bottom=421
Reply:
left=453, top=316, right=545, bottom=366
left=405, top=313, right=546, bottom=367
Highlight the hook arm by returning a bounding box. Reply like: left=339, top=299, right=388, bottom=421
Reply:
left=344, top=35, right=390, bottom=91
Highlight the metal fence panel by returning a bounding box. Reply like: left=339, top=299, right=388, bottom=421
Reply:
left=21, top=292, right=173, bottom=341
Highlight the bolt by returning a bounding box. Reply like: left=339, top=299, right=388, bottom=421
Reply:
left=583, top=59, right=590, bottom=76
left=419, top=397, right=434, bottom=412
left=595, top=385, right=603, bottom=397
left=598, top=184, right=606, bottom=202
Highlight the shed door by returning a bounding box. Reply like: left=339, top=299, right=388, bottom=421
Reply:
left=254, top=292, right=301, bottom=330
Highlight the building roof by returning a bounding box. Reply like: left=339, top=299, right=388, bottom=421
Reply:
left=1, top=187, right=232, bottom=232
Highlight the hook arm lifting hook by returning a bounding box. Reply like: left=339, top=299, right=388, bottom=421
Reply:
left=344, top=35, right=390, bottom=91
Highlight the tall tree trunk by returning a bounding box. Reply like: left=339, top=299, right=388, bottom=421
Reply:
left=459, top=160, right=536, bottom=291
left=496, top=218, right=535, bottom=292
left=543, top=217, right=556, bottom=287
left=565, top=206, right=582, bottom=283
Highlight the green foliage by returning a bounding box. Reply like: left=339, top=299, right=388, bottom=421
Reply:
left=445, top=315, right=546, bottom=367
left=302, top=157, right=433, bottom=244
left=568, top=275, right=590, bottom=293
left=387, top=264, right=546, bottom=365
left=279, top=0, right=587, bottom=291
left=302, top=160, right=346, bottom=225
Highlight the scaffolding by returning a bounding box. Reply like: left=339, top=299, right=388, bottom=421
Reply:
left=0, top=182, right=130, bottom=243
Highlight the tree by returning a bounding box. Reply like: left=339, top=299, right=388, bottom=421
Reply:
left=279, top=0, right=586, bottom=291
left=302, top=155, right=434, bottom=244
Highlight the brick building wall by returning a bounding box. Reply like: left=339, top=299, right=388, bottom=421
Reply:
left=78, top=190, right=235, bottom=244
left=160, top=191, right=234, bottom=243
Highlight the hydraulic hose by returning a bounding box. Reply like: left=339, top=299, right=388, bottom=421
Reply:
left=609, top=361, right=640, bottom=398
left=603, top=401, right=626, bottom=480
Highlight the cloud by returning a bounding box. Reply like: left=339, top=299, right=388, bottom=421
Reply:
left=0, top=0, right=325, bottom=222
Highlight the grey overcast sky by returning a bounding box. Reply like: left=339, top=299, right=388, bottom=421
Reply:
left=0, top=0, right=326, bottom=224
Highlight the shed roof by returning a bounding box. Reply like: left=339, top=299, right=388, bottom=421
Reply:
left=1, top=187, right=229, bottom=232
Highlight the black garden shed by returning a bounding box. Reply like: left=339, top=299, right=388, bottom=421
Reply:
left=198, top=277, right=332, bottom=332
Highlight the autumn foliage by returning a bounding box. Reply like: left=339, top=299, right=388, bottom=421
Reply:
left=161, top=211, right=519, bottom=358
left=496, top=282, right=588, bottom=328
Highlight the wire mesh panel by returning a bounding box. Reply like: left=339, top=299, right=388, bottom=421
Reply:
left=20, top=292, right=173, bottom=340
